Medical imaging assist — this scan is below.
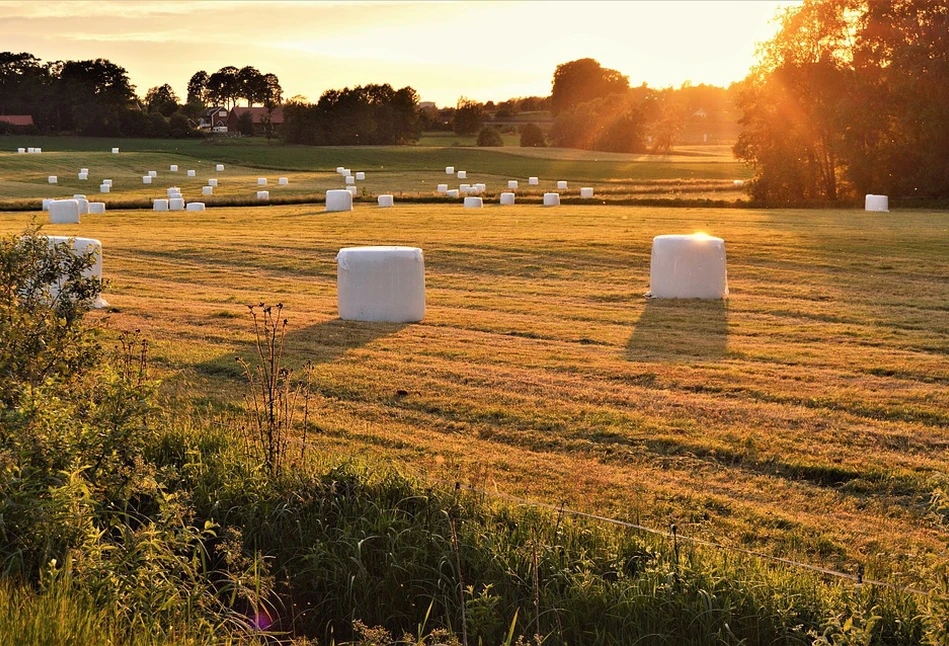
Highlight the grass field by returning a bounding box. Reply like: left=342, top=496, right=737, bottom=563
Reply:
left=2, top=201, right=946, bottom=591
left=0, top=137, right=750, bottom=209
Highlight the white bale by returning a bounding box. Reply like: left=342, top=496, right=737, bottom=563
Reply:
left=78, top=172, right=88, bottom=180
left=543, top=192, right=560, bottom=207
left=500, top=192, right=515, bottom=205
left=153, top=199, right=169, bottom=211
left=528, top=177, right=539, bottom=185
left=258, top=177, right=267, bottom=185
left=457, top=170, right=467, bottom=179
left=148, top=170, right=157, bottom=178
left=49, top=200, right=80, bottom=224
left=648, top=234, right=728, bottom=299
left=326, top=189, right=353, bottom=212
left=202, top=186, right=213, bottom=195
left=436, top=184, right=448, bottom=193
left=169, top=198, right=185, bottom=211
left=216, top=164, right=224, bottom=172
left=73, top=194, right=86, bottom=199
left=80, top=168, right=88, bottom=174
left=459, top=183, right=471, bottom=192
left=42, top=198, right=54, bottom=211
left=170, top=164, right=178, bottom=172
left=346, top=185, right=358, bottom=196
left=733, top=179, right=744, bottom=187
left=17, top=148, right=25, bottom=153
left=100, top=184, right=110, bottom=193
left=464, top=196, right=483, bottom=208
left=345, top=175, right=355, bottom=185
left=48, top=176, right=57, bottom=184
left=377, top=194, right=394, bottom=208
left=27, top=147, right=35, bottom=153
left=475, top=183, right=486, bottom=192
left=111, top=147, right=119, bottom=154
left=43, top=235, right=108, bottom=308
left=278, top=177, right=288, bottom=185
left=103, top=179, right=112, bottom=186
left=337, top=246, right=425, bottom=323
left=88, top=202, right=106, bottom=214
left=187, top=170, right=196, bottom=177
left=336, top=166, right=345, bottom=173
left=75, top=198, right=89, bottom=215
left=446, top=189, right=459, bottom=198
left=446, top=166, right=455, bottom=174
left=580, top=187, right=594, bottom=199
left=208, top=178, right=218, bottom=187
left=557, top=180, right=568, bottom=190
left=865, top=194, right=889, bottom=212
left=355, top=171, right=366, bottom=181
left=342, top=168, right=351, bottom=176
left=508, top=180, right=518, bottom=189
left=256, top=191, right=269, bottom=201
left=142, top=176, right=152, bottom=184
left=167, top=187, right=180, bottom=197
left=186, top=202, right=205, bottom=211
left=35, top=148, right=41, bottom=153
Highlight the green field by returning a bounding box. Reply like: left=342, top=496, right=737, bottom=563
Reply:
left=2, top=200, right=946, bottom=591
left=0, top=137, right=749, bottom=210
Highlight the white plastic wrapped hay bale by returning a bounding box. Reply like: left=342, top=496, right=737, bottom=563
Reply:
left=326, top=189, right=353, bottom=212
left=42, top=198, right=53, bottom=211
left=557, top=180, right=568, bottom=190
left=169, top=198, right=185, bottom=211
left=103, top=179, right=112, bottom=186
left=202, top=186, right=213, bottom=195
left=209, top=178, right=218, bottom=187
left=75, top=198, right=89, bottom=215
left=148, top=170, right=157, bottom=178
left=475, top=183, right=486, bottom=192
left=446, top=166, right=454, bottom=175
left=436, top=184, right=448, bottom=194
left=865, top=194, right=889, bottom=212
left=278, top=177, right=288, bottom=185
left=216, top=164, right=224, bottom=172
left=256, top=191, right=269, bottom=201
left=112, top=147, right=119, bottom=154
left=337, top=246, right=425, bottom=323
left=187, top=170, right=196, bottom=177
left=336, top=166, right=345, bottom=174
left=258, top=177, right=267, bottom=186
left=186, top=202, right=205, bottom=211
left=345, top=175, right=355, bottom=185
left=446, top=189, right=459, bottom=198
left=88, top=202, right=106, bottom=214
left=647, top=234, right=728, bottom=299
left=733, top=179, right=745, bottom=187
left=346, top=185, right=358, bottom=196
left=457, top=170, right=467, bottom=179
left=342, top=168, right=351, bottom=176
left=170, top=164, right=178, bottom=172
left=44, top=235, right=108, bottom=308
left=464, top=196, right=483, bottom=208
left=142, top=175, right=152, bottom=184
left=80, top=168, right=88, bottom=174
left=459, top=183, right=471, bottom=192
left=580, top=187, right=594, bottom=199
left=543, top=193, right=560, bottom=206
left=500, top=192, right=515, bottom=205
left=35, top=147, right=42, bottom=153
left=17, top=148, right=25, bottom=154
left=100, top=184, right=110, bottom=193
left=355, top=171, right=366, bottom=181
left=153, top=199, right=169, bottom=211
left=49, top=200, right=80, bottom=224
left=528, top=176, right=539, bottom=185
left=378, top=194, right=394, bottom=208
left=508, top=180, right=518, bottom=189
left=48, top=176, right=57, bottom=184
left=78, top=172, right=88, bottom=180
left=167, top=187, right=180, bottom=197
left=27, top=147, right=35, bottom=153
left=73, top=194, right=86, bottom=200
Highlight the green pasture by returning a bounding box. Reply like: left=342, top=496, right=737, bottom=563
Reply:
left=1, top=202, right=945, bottom=589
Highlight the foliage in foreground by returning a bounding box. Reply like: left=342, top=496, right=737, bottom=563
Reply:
left=0, top=227, right=944, bottom=644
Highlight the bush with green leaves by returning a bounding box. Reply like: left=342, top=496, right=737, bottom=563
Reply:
left=476, top=126, right=503, bottom=147
left=519, top=123, right=546, bottom=148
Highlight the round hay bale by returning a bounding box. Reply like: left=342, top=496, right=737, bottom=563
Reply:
left=543, top=192, right=560, bottom=207
left=88, top=202, right=106, bottom=214
left=508, top=180, right=518, bottom=189
left=865, top=194, right=889, bottom=212
left=169, top=198, right=185, bottom=211
left=648, top=234, right=728, bottom=299
left=377, top=194, right=394, bottom=208
left=256, top=191, right=269, bottom=201
left=186, top=202, right=205, bottom=211
left=49, top=199, right=80, bottom=224
left=326, top=189, right=353, bottom=212
left=153, top=199, right=169, bottom=211
left=528, top=176, right=539, bottom=185
left=580, top=187, right=594, bottom=199
left=336, top=246, right=425, bottom=323
left=499, top=192, right=515, bottom=205
left=464, top=196, right=483, bottom=208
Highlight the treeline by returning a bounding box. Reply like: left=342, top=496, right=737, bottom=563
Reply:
left=735, top=0, right=949, bottom=201
left=283, top=84, right=421, bottom=145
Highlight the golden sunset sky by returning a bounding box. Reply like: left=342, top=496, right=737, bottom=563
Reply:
left=0, top=0, right=797, bottom=106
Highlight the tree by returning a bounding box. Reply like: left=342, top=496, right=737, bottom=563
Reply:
left=207, top=66, right=240, bottom=109
left=261, top=73, right=283, bottom=109
left=519, top=123, right=546, bottom=147
left=169, top=113, right=192, bottom=138
left=453, top=97, right=483, bottom=135
left=144, top=84, right=179, bottom=117
left=236, top=110, right=255, bottom=136
left=238, top=66, right=268, bottom=107
left=550, top=58, right=629, bottom=115
left=549, top=93, right=647, bottom=152
left=476, top=126, right=503, bottom=147
left=186, top=70, right=209, bottom=106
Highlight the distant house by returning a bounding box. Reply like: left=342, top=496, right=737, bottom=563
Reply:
left=227, top=106, right=285, bottom=135
left=195, top=107, right=229, bottom=132
left=0, top=115, right=34, bottom=128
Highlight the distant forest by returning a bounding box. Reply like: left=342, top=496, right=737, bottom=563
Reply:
left=1, top=0, right=947, bottom=201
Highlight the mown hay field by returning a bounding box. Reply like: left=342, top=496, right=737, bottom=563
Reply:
left=1, top=200, right=946, bottom=589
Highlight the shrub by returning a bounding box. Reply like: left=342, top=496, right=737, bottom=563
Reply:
left=519, top=123, right=546, bottom=147
left=476, top=126, right=503, bottom=147
left=237, top=111, right=255, bottom=136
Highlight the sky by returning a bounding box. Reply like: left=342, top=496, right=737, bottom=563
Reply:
left=0, top=0, right=798, bottom=107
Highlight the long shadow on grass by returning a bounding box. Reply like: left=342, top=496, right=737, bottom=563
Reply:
left=626, top=299, right=728, bottom=362
left=196, top=318, right=407, bottom=381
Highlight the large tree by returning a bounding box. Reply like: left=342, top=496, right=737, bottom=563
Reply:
left=550, top=58, right=630, bottom=115
left=144, top=84, right=179, bottom=117
left=186, top=70, right=209, bottom=106
left=452, top=97, right=483, bottom=136
left=206, top=66, right=241, bottom=109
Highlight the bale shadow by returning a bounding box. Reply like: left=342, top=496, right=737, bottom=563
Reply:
left=626, top=299, right=728, bottom=362
left=196, top=318, right=408, bottom=381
